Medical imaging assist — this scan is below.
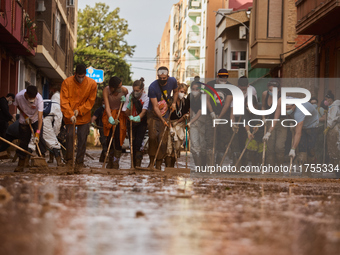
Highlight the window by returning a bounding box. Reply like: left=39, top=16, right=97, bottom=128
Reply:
left=223, top=48, right=228, bottom=68
left=267, top=0, right=283, bottom=38
left=230, top=51, right=246, bottom=69
left=55, top=11, right=61, bottom=45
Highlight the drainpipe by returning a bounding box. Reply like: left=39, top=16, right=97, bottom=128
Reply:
left=314, top=35, right=320, bottom=96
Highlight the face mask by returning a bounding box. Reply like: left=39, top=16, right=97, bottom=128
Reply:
left=312, top=104, right=318, bottom=109
left=324, top=100, right=329, bottom=106
left=8, top=101, right=12, bottom=106
left=159, top=79, right=167, bottom=85
left=115, top=88, right=122, bottom=93
left=268, top=91, right=273, bottom=96
left=28, top=98, right=35, bottom=104
left=286, top=108, right=294, bottom=115
left=102, top=104, right=105, bottom=109
left=192, top=91, right=200, bottom=97
left=179, top=92, right=185, bottom=99
left=218, top=79, right=227, bottom=84
left=134, top=91, right=142, bottom=98
left=76, top=77, right=84, bottom=83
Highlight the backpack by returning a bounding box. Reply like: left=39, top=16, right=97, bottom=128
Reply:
left=43, top=100, right=59, bottom=117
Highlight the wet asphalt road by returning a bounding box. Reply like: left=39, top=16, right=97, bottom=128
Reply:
left=0, top=149, right=340, bottom=255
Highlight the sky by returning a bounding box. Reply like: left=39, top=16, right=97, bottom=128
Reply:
left=78, top=0, right=179, bottom=86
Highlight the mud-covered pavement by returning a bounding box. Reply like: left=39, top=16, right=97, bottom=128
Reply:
left=1, top=149, right=340, bottom=255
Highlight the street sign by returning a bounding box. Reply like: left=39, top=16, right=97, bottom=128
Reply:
left=86, top=66, right=104, bottom=83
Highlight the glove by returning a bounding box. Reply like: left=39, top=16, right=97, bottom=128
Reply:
left=129, top=115, right=141, bottom=123
left=121, top=96, right=126, bottom=102
left=91, top=122, right=96, bottom=128
left=263, top=132, right=271, bottom=141
left=163, top=119, right=169, bottom=127
left=25, top=116, right=31, bottom=124
left=34, top=132, right=40, bottom=143
left=113, top=119, right=120, bottom=125
left=127, top=101, right=131, bottom=110
left=324, top=127, right=330, bottom=135
left=289, top=149, right=296, bottom=158
left=108, top=116, right=115, bottom=125
left=210, top=112, right=217, bottom=119
left=232, top=124, right=239, bottom=133
left=70, top=116, right=77, bottom=124
left=74, top=110, right=79, bottom=117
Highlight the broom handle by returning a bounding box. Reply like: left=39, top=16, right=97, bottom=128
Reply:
left=102, top=102, right=123, bottom=168
left=28, top=122, right=43, bottom=157
left=130, top=100, right=134, bottom=169
left=235, top=129, right=258, bottom=167
left=220, top=116, right=241, bottom=165
left=262, top=120, right=267, bottom=166
left=0, top=136, right=35, bottom=157
left=152, top=112, right=172, bottom=168
left=185, top=118, right=188, bottom=169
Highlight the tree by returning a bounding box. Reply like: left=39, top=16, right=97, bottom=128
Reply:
left=77, top=3, right=135, bottom=58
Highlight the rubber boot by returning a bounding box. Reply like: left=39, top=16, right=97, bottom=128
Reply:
left=48, top=152, right=54, bottom=163
left=135, top=151, right=143, bottom=167
left=113, top=149, right=122, bottom=169
left=14, top=158, right=25, bottom=172
left=170, top=157, right=176, bottom=167
left=155, top=159, right=162, bottom=170
left=53, top=148, right=65, bottom=167
left=192, top=152, right=201, bottom=167
left=99, top=151, right=106, bottom=163
left=74, top=163, right=83, bottom=174
left=165, top=156, right=172, bottom=167
left=24, top=156, right=30, bottom=167
left=106, top=157, right=114, bottom=169
left=148, top=156, right=155, bottom=168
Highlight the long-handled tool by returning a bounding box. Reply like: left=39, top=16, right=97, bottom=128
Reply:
left=102, top=102, right=124, bottom=169
left=72, top=123, right=76, bottom=168
left=289, top=128, right=295, bottom=176
left=323, top=110, right=328, bottom=164
left=219, top=116, right=241, bottom=166
left=185, top=118, right=188, bottom=170
left=130, top=100, right=134, bottom=169
left=28, top=122, right=43, bottom=157
left=211, top=125, right=217, bottom=166
left=170, top=124, right=179, bottom=169
left=0, top=136, right=47, bottom=167
left=235, top=129, right=257, bottom=167
left=262, top=120, right=267, bottom=166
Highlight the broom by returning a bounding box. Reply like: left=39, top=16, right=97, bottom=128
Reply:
left=28, top=123, right=48, bottom=167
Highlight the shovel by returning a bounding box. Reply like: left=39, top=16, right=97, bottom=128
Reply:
left=0, top=136, right=47, bottom=167
left=28, top=122, right=43, bottom=158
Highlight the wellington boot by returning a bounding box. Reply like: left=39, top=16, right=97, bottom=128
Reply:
left=135, top=152, right=143, bottom=167
left=99, top=151, right=106, bottom=163
left=24, top=156, right=30, bottom=167
left=165, top=156, right=172, bottom=167
left=106, top=158, right=114, bottom=169
left=47, top=152, right=54, bottom=163
left=155, top=159, right=162, bottom=170
left=113, top=158, right=120, bottom=169
left=56, top=156, right=65, bottom=167
left=14, top=158, right=25, bottom=172
left=148, top=156, right=155, bottom=168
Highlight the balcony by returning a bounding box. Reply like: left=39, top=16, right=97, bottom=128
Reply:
left=0, top=0, right=35, bottom=56
left=186, top=65, right=200, bottom=78
left=296, top=0, right=340, bottom=35
left=186, top=31, right=200, bottom=49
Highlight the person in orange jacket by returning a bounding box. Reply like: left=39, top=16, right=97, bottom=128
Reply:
left=60, top=64, right=97, bottom=172
left=102, top=76, right=128, bottom=169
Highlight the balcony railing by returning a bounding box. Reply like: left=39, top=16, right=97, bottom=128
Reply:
left=186, top=65, right=200, bottom=77
left=189, top=0, right=201, bottom=10
left=187, top=31, right=200, bottom=45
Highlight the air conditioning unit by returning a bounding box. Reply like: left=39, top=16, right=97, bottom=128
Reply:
left=36, top=1, right=46, bottom=12
left=238, top=68, right=246, bottom=77
left=196, top=16, right=201, bottom=24
left=239, top=26, right=246, bottom=40
left=195, top=49, right=200, bottom=57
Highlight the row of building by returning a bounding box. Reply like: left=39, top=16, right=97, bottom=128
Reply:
left=0, top=0, right=78, bottom=111
left=156, top=0, right=340, bottom=102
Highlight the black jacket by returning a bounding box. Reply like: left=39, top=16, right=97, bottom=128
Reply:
left=0, top=97, right=12, bottom=122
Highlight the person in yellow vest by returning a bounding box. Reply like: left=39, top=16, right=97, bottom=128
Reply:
left=60, top=64, right=97, bottom=173
left=102, top=76, right=128, bottom=169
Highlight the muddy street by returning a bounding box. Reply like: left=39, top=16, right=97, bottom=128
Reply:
left=0, top=150, right=340, bottom=255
